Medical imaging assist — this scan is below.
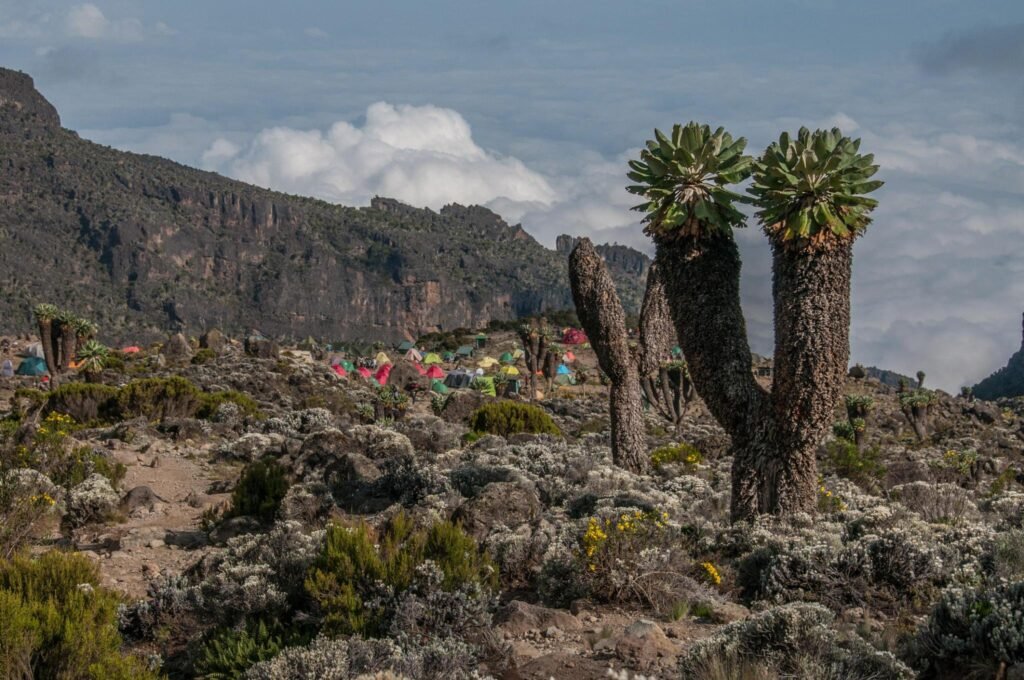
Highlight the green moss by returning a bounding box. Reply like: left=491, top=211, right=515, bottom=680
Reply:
left=469, top=402, right=561, bottom=438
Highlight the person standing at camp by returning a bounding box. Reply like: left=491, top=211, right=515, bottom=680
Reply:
left=0, top=357, right=13, bottom=378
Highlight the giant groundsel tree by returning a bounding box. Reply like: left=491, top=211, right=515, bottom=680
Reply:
left=627, top=122, right=882, bottom=519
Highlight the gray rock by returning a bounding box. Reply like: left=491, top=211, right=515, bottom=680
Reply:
left=452, top=481, right=541, bottom=541
left=66, top=474, right=119, bottom=527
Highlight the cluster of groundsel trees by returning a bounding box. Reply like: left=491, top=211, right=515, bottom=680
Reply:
left=33, top=304, right=108, bottom=382
left=570, top=123, right=882, bottom=521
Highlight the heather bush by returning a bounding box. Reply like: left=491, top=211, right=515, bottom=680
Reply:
left=227, top=460, right=290, bottom=524
left=0, top=551, right=157, bottom=679
left=468, top=401, right=561, bottom=438
left=823, top=439, right=884, bottom=487
left=910, top=581, right=1024, bottom=673
left=678, top=603, right=913, bottom=679
left=305, top=513, right=496, bottom=637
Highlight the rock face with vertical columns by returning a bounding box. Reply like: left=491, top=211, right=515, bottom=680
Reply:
left=973, top=312, right=1024, bottom=400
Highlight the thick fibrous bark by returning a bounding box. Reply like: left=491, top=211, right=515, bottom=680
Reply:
left=517, top=327, right=552, bottom=401
left=656, top=234, right=853, bottom=520
left=635, top=264, right=674, bottom=376
left=902, top=404, right=931, bottom=441
left=569, top=238, right=648, bottom=473
left=58, top=321, right=76, bottom=372
left=37, top=318, right=56, bottom=376
left=754, top=241, right=853, bottom=517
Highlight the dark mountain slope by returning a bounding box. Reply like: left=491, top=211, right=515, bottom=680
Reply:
left=0, top=68, right=644, bottom=342
left=973, top=313, right=1024, bottom=400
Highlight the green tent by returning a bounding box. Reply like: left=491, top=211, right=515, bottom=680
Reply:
left=472, top=376, right=496, bottom=396
left=340, top=360, right=355, bottom=372
left=442, top=352, right=456, bottom=362
left=423, top=353, right=443, bottom=365
left=397, top=340, right=415, bottom=352
left=430, top=379, right=449, bottom=394
left=671, top=345, right=683, bottom=358
left=554, top=374, right=576, bottom=386
left=16, top=357, right=47, bottom=376
left=475, top=333, right=487, bottom=348
left=499, top=352, right=514, bottom=364
left=456, top=345, right=475, bottom=358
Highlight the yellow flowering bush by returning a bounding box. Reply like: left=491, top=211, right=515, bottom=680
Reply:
left=578, top=509, right=676, bottom=602
left=700, top=561, right=722, bottom=587
left=650, top=443, right=703, bottom=471
left=817, top=480, right=847, bottom=514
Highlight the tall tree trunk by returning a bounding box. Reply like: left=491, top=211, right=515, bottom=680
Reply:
left=753, top=240, right=853, bottom=517
left=569, top=238, right=648, bottom=473
left=59, top=322, right=76, bottom=373
left=635, top=264, right=674, bottom=376
left=655, top=235, right=769, bottom=441
left=37, top=318, right=56, bottom=376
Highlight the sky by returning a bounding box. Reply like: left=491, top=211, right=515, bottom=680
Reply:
left=2, top=0, right=1023, bottom=392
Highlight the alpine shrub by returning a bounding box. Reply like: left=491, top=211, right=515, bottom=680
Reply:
left=468, top=402, right=560, bottom=438
left=227, top=461, right=290, bottom=524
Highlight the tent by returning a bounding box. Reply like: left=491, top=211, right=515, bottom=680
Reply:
left=1, top=359, right=13, bottom=378
left=444, top=370, right=473, bottom=389
left=357, top=366, right=373, bottom=379
left=512, top=348, right=524, bottom=360
left=426, top=365, right=445, bottom=379
left=478, top=356, right=499, bottom=369
left=404, top=348, right=423, bottom=362
left=430, top=379, right=449, bottom=394
left=442, top=351, right=456, bottom=362
left=422, top=353, right=443, bottom=365
left=473, top=376, right=496, bottom=396
left=340, top=360, right=355, bottom=372
left=20, top=343, right=44, bottom=359
left=331, top=364, right=348, bottom=378
left=122, top=346, right=141, bottom=354
left=499, top=351, right=514, bottom=364
left=556, top=364, right=571, bottom=375
left=554, top=374, right=576, bottom=386
left=562, top=328, right=587, bottom=345
left=16, top=357, right=47, bottom=376
left=414, top=363, right=428, bottom=376
left=397, top=340, right=415, bottom=352
left=375, top=352, right=392, bottom=366
left=563, top=350, right=576, bottom=363
left=671, top=345, right=683, bottom=358
left=329, top=355, right=345, bottom=366
left=475, top=333, right=487, bottom=348
left=456, top=345, right=475, bottom=358
left=375, top=363, right=392, bottom=385
left=499, top=365, right=520, bottom=376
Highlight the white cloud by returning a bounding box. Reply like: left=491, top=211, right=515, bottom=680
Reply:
left=304, top=27, right=328, bottom=39
left=64, top=3, right=161, bottom=42
left=203, top=101, right=558, bottom=213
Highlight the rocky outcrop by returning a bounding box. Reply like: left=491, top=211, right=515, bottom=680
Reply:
left=0, top=68, right=645, bottom=344
left=973, top=313, right=1024, bottom=400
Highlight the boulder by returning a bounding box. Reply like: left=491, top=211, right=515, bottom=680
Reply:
left=199, top=328, right=227, bottom=354
left=438, top=390, right=492, bottom=424
left=245, top=335, right=279, bottom=359
left=496, top=600, right=583, bottom=636
left=218, top=432, right=284, bottom=463
left=613, top=619, right=678, bottom=670
left=119, top=485, right=164, bottom=516
left=162, top=333, right=193, bottom=362
left=452, top=481, right=541, bottom=541
left=209, top=515, right=262, bottom=545
left=350, top=425, right=415, bottom=460
left=66, top=474, right=119, bottom=527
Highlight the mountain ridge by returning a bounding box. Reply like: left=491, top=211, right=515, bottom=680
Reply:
left=0, top=67, right=647, bottom=343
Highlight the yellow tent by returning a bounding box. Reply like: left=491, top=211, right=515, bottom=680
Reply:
left=478, top=356, right=499, bottom=368
left=512, top=348, right=525, bottom=359
left=499, top=365, right=520, bottom=376
left=375, top=351, right=392, bottom=365
left=422, top=353, right=442, bottom=365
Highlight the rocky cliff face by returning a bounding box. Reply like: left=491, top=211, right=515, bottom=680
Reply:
left=556, top=235, right=650, bottom=311
left=0, top=68, right=644, bottom=343
left=973, top=313, right=1024, bottom=399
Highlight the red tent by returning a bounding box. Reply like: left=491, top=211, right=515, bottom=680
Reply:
left=425, top=365, right=445, bottom=379
left=357, top=366, right=372, bottom=378
left=414, top=363, right=428, bottom=376
left=121, top=346, right=141, bottom=354
left=375, top=363, right=392, bottom=385
left=562, top=328, right=587, bottom=345
left=332, top=364, right=348, bottom=378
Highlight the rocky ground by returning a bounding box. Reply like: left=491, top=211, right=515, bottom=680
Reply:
left=5, top=332, right=1024, bottom=679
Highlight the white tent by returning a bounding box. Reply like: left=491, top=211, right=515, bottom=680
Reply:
left=404, top=348, right=423, bottom=362
left=21, top=342, right=44, bottom=359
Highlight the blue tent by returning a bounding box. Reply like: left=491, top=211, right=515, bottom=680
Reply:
left=556, top=364, right=571, bottom=375
left=16, top=357, right=47, bottom=376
